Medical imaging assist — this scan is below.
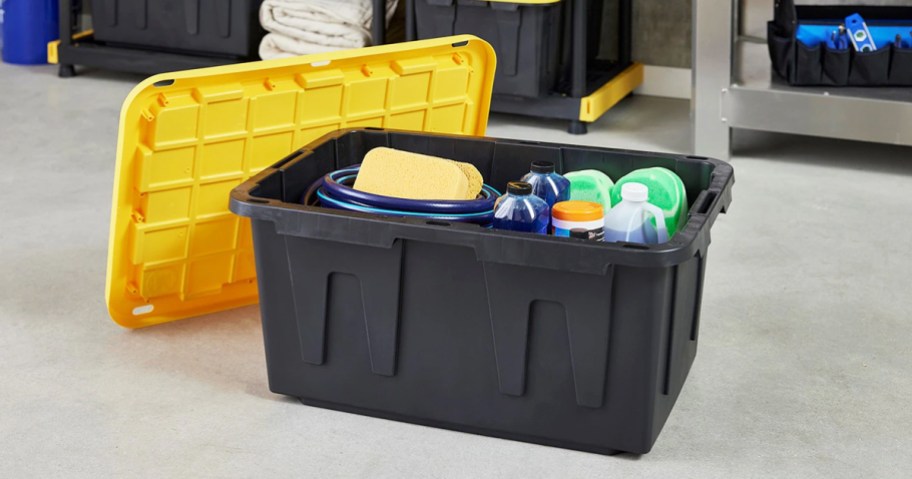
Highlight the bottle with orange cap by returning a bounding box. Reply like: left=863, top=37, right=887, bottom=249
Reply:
left=551, top=200, right=605, bottom=241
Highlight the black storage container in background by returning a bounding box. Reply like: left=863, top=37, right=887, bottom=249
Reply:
left=230, top=129, right=734, bottom=455
left=414, top=0, right=563, bottom=98
left=90, top=0, right=265, bottom=57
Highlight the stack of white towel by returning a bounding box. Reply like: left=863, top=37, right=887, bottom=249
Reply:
left=259, top=0, right=399, bottom=60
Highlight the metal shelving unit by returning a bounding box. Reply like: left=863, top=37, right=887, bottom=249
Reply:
left=692, top=0, right=912, bottom=161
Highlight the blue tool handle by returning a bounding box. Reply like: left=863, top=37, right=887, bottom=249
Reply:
left=845, top=13, right=877, bottom=52
left=827, top=31, right=839, bottom=50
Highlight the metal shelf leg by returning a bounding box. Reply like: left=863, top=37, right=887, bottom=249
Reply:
left=692, top=0, right=734, bottom=160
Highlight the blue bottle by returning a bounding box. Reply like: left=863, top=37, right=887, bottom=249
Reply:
left=520, top=161, right=571, bottom=208
left=492, top=182, right=550, bottom=234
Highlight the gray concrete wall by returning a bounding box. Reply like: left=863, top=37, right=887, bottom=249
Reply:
left=601, top=0, right=693, bottom=69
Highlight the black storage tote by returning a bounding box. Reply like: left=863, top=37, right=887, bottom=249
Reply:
left=413, top=0, right=564, bottom=98
left=230, top=129, right=734, bottom=455
left=769, top=0, right=912, bottom=86
left=90, top=0, right=265, bottom=57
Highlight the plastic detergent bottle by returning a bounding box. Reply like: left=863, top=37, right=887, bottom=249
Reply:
left=521, top=161, right=570, bottom=208
left=492, top=182, right=550, bottom=234
left=604, top=183, right=669, bottom=244
left=566, top=169, right=613, bottom=215
left=610, top=167, right=687, bottom=238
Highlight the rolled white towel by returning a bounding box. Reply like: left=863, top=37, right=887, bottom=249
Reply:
left=259, top=0, right=398, bottom=59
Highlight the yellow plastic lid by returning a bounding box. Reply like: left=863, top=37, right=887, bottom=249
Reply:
left=552, top=201, right=604, bottom=222
left=106, top=35, right=496, bottom=328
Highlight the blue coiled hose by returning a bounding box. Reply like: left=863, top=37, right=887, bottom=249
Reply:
left=302, top=165, right=501, bottom=226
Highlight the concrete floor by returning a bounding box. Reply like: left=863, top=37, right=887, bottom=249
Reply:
left=1, top=62, right=910, bottom=478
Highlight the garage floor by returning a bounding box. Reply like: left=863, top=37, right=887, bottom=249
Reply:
left=1, top=63, right=910, bottom=478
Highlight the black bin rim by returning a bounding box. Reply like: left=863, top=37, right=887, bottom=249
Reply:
left=230, top=128, right=734, bottom=272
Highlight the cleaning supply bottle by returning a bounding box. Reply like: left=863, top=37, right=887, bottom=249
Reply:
left=610, top=167, right=688, bottom=238
left=566, top=169, right=613, bottom=215
left=551, top=200, right=605, bottom=240
left=604, top=183, right=669, bottom=244
left=492, top=182, right=550, bottom=234
left=520, top=161, right=570, bottom=208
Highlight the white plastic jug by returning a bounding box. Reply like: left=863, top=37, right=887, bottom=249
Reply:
left=604, top=183, right=669, bottom=244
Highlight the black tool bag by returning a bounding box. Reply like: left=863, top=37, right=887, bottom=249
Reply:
left=768, top=0, right=912, bottom=86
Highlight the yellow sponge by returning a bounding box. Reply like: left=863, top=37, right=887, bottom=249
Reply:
left=354, top=147, right=482, bottom=200
left=449, top=161, right=484, bottom=199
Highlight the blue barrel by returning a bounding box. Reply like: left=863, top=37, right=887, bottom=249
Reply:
left=2, top=0, right=58, bottom=65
